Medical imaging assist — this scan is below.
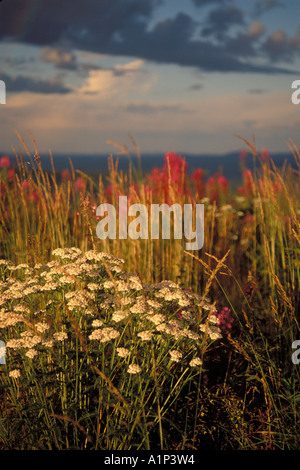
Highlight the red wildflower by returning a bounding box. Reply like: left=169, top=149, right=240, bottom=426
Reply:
left=215, top=307, right=234, bottom=334
left=61, top=169, right=71, bottom=181
left=239, top=149, right=247, bottom=161
left=218, top=176, right=229, bottom=194
left=191, top=168, right=204, bottom=199
left=74, top=177, right=84, bottom=192
left=261, top=148, right=270, bottom=161
left=242, top=169, right=253, bottom=196
left=243, top=213, right=254, bottom=224
left=27, top=191, right=39, bottom=202
left=22, top=181, right=30, bottom=190
left=0, top=156, right=10, bottom=168
left=7, top=168, right=15, bottom=181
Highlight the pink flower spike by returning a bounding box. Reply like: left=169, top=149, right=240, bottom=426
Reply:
left=0, top=156, right=10, bottom=168
left=74, top=177, right=84, bottom=192
left=61, top=169, right=71, bottom=181
left=22, top=181, right=30, bottom=190
left=261, top=148, right=270, bottom=160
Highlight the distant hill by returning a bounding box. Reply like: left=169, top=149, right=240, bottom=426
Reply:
left=2, top=150, right=297, bottom=185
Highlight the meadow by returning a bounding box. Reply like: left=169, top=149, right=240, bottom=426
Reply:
left=0, top=132, right=299, bottom=450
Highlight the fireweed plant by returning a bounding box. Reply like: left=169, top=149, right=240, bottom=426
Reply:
left=0, top=132, right=299, bottom=449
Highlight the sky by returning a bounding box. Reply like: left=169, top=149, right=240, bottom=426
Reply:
left=0, top=0, right=300, bottom=157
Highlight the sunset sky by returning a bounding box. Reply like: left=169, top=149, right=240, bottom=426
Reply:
left=0, top=0, right=300, bottom=157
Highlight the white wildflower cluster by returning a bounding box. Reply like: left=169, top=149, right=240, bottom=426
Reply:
left=116, top=347, right=130, bottom=358
left=137, top=330, right=153, bottom=341
left=0, top=248, right=222, bottom=379
left=6, top=334, right=42, bottom=350
left=66, top=290, right=94, bottom=312
left=52, top=247, right=82, bottom=260
left=127, top=364, right=141, bottom=374
left=53, top=331, right=68, bottom=342
left=111, top=310, right=129, bottom=323
left=169, top=350, right=183, bottom=363
left=89, top=327, right=120, bottom=342
left=130, top=298, right=149, bottom=314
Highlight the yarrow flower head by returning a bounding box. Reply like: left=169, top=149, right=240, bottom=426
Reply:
left=53, top=331, right=68, bottom=342
left=169, top=350, right=183, bottom=363
left=127, top=364, right=141, bottom=374
left=116, top=347, right=130, bottom=358
left=89, top=327, right=120, bottom=342
left=189, top=357, right=203, bottom=367
left=9, top=369, right=21, bottom=379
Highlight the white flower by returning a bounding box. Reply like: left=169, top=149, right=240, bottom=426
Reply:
left=181, top=311, right=195, bottom=323
left=146, top=314, right=165, bottom=325
left=92, top=319, right=103, bottom=328
left=6, top=338, right=24, bottom=349
left=42, top=339, right=54, bottom=348
left=9, top=369, right=21, bottom=379
left=116, top=347, right=130, bottom=358
left=87, top=283, right=101, bottom=291
left=137, top=330, right=153, bottom=341
left=103, top=280, right=114, bottom=289
left=89, top=327, right=120, bottom=342
left=189, top=357, right=203, bottom=367
left=59, top=275, right=75, bottom=284
left=169, top=350, right=183, bottom=363
left=209, top=314, right=219, bottom=325
left=53, top=331, right=68, bottom=341
left=35, top=322, right=50, bottom=333
left=127, top=364, right=141, bottom=374
left=52, top=247, right=82, bottom=260
left=25, top=349, right=38, bottom=359
left=147, top=299, right=161, bottom=309
left=183, top=330, right=200, bottom=341
left=130, top=300, right=148, bottom=314
left=112, top=310, right=129, bottom=322
left=178, top=298, right=190, bottom=307
left=199, top=324, right=222, bottom=340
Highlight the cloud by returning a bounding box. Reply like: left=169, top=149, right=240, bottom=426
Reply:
left=262, top=26, right=300, bottom=62
left=248, top=88, right=266, bottom=94
left=77, top=58, right=150, bottom=99
left=222, top=21, right=266, bottom=57
left=201, top=3, right=246, bottom=40
left=0, top=0, right=298, bottom=75
left=39, top=45, right=78, bottom=70
left=189, top=83, right=204, bottom=91
left=247, top=21, right=266, bottom=38
left=1, top=73, right=72, bottom=94
left=254, top=0, right=285, bottom=15
left=112, top=59, right=145, bottom=76
left=124, top=102, right=183, bottom=114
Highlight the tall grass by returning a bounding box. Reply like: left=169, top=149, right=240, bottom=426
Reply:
left=0, top=132, right=299, bottom=449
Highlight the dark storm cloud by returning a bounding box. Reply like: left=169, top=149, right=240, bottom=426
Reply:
left=201, top=3, right=246, bottom=40
left=261, top=26, right=300, bottom=62
left=254, top=0, right=285, bottom=15
left=1, top=73, right=72, bottom=94
left=0, top=0, right=298, bottom=74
